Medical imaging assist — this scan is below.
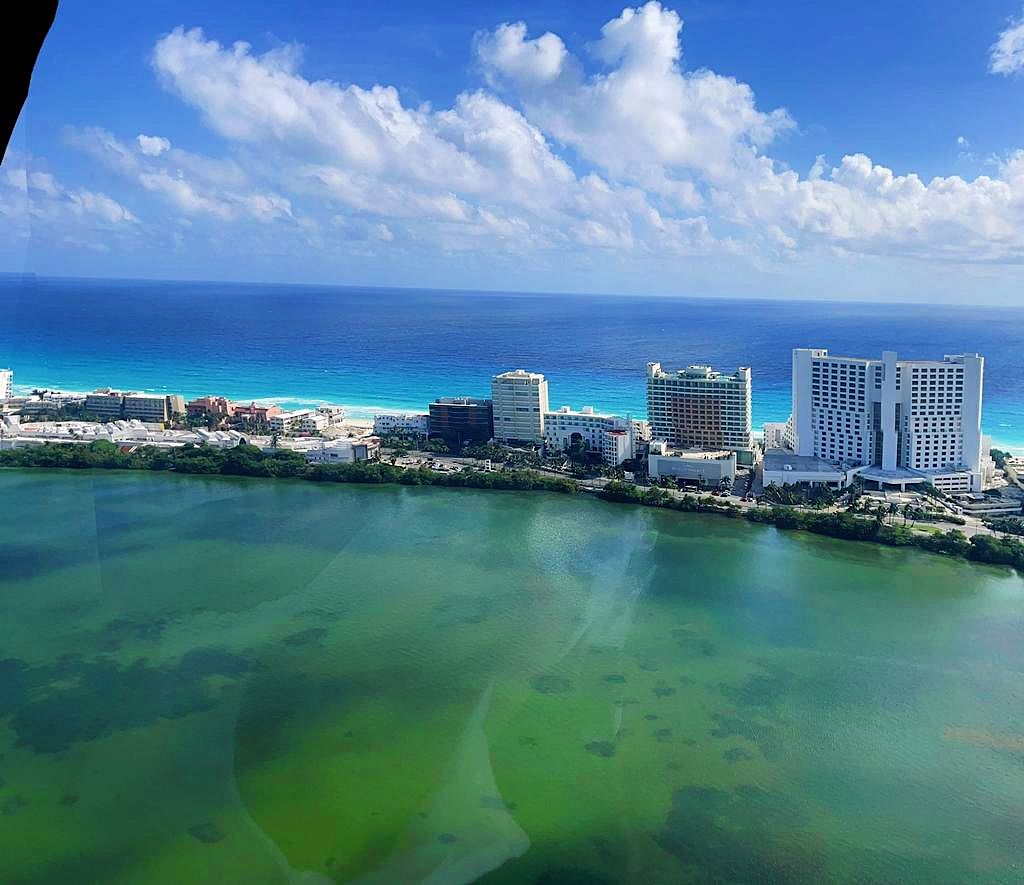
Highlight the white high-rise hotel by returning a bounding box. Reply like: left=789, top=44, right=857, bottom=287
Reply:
left=0, top=368, right=12, bottom=401
left=491, top=369, right=549, bottom=443
left=784, top=349, right=987, bottom=491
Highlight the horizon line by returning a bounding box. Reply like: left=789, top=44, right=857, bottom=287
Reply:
left=2, top=270, right=1023, bottom=311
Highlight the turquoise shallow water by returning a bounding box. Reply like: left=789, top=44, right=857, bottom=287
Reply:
left=1, top=469, right=1024, bottom=883
left=1, top=276, right=1022, bottom=451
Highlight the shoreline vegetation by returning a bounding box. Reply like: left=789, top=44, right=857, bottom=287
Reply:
left=3, top=440, right=1023, bottom=574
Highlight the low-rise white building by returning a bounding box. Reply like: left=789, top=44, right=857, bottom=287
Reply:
left=194, top=429, right=248, bottom=449
left=373, top=412, right=429, bottom=436
left=647, top=441, right=737, bottom=485
left=315, top=405, right=346, bottom=426
left=762, top=449, right=849, bottom=489
left=305, top=437, right=381, bottom=464
left=269, top=409, right=314, bottom=433
left=0, top=419, right=245, bottom=450
left=543, top=405, right=641, bottom=465
left=953, top=492, right=1024, bottom=516
left=295, top=412, right=330, bottom=433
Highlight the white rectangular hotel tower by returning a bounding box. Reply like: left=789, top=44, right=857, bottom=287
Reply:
left=0, top=369, right=12, bottom=401
left=787, top=348, right=985, bottom=491
left=646, top=362, right=755, bottom=465
left=491, top=369, right=549, bottom=443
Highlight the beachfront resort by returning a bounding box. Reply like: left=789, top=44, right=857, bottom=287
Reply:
left=1, top=348, right=1021, bottom=523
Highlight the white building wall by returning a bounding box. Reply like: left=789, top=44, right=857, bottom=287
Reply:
left=927, top=471, right=974, bottom=494
left=790, top=348, right=820, bottom=456
left=0, top=369, right=12, bottom=401
left=880, top=350, right=899, bottom=470
left=791, top=349, right=873, bottom=464
left=763, top=422, right=788, bottom=450
left=631, top=419, right=651, bottom=443
left=958, top=354, right=984, bottom=481
left=269, top=410, right=313, bottom=432
left=373, top=413, right=429, bottom=436
left=648, top=448, right=737, bottom=484
left=763, top=466, right=846, bottom=488
left=295, top=413, right=330, bottom=433
left=315, top=405, right=346, bottom=426
left=602, top=431, right=632, bottom=466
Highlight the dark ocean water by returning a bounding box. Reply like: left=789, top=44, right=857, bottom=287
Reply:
left=1, top=275, right=1022, bottom=448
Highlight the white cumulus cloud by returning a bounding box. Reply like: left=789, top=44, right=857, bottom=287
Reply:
left=477, top=1, right=793, bottom=193
left=0, top=155, right=138, bottom=251
left=35, top=4, right=1024, bottom=275
left=144, top=22, right=727, bottom=257
left=990, top=12, right=1024, bottom=75
left=137, top=134, right=171, bottom=156
left=475, top=22, right=568, bottom=86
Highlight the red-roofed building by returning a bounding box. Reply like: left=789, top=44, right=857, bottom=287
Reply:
left=186, top=395, right=235, bottom=417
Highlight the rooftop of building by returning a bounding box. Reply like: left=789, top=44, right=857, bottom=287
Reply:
left=914, top=464, right=972, bottom=478
left=763, top=449, right=845, bottom=474
left=88, top=388, right=171, bottom=400
left=432, top=396, right=492, bottom=406
left=290, top=435, right=380, bottom=451
left=856, top=465, right=927, bottom=484
left=493, top=369, right=545, bottom=381
left=546, top=405, right=616, bottom=418
left=651, top=443, right=735, bottom=461
left=799, top=348, right=982, bottom=367
left=647, top=361, right=750, bottom=381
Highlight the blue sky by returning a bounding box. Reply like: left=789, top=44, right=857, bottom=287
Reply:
left=3, top=1, right=1024, bottom=303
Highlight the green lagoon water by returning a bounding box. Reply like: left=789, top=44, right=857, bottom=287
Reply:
left=1, top=470, right=1023, bottom=884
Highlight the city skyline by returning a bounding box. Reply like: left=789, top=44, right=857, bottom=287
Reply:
left=3, top=7, right=1024, bottom=881
left=4, top=1, right=1024, bottom=304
